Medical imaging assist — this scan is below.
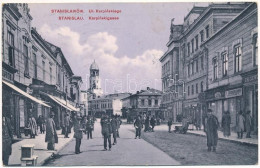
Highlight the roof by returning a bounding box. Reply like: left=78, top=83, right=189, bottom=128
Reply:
left=90, top=60, right=99, bottom=70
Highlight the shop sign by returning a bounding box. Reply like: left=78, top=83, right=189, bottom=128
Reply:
left=244, top=75, right=257, bottom=83
left=225, top=88, right=242, bottom=98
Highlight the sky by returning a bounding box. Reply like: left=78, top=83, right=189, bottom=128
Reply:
left=28, top=2, right=209, bottom=94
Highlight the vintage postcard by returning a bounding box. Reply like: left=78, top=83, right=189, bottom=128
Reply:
left=1, top=1, right=258, bottom=166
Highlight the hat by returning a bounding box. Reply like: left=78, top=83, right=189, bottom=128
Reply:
left=207, top=109, right=213, bottom=113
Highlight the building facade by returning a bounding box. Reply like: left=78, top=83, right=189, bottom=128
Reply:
left=88, top=60, right=103, bottom=98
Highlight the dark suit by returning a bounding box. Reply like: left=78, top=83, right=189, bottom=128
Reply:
left=74, top=118, right=83, bottom=154
left=101, top=118, right=112, bottom=149
left=111, top=118, right=118, bottom=144
left=134, top=118, right=142, bottom=138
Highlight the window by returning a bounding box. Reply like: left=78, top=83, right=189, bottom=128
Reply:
left=33, top=53, right=37, bottom=79
left=50, top=67, right=52, bottom=83
left=195, top=59, right=198, bottom=73
left=234, top=45, right=242, bottom=73
left=148, top=99, right=152, bottom=106
left=222, top=52, right=228, bottom=77
left=201, top=81, right=204, bottom=92
left=206, top=25, right=209, bottom=38
left=42, top=61, right=45, bottom=81
left=191, top=39, right=194, bottom=53
left=200, top=30, right=204, bottom=43
left=141, top=99, right=145, bottom=106
left=253, top=34, right=258, bottom=66
left=188, top=86, right=190, bottom=96
left=201, top=56, right=204, bottom=70
left=196, top=83, right=198, bottom=94
left=187, top=64, right=190, bottom=77
left=190, top=63, right=193, bottom=75
left=155, top=100, right=158, bottom=106
left=57, top=65, right=61, bottom=85
left=195, top=35, right=199, bottom=50
left=7, top=31, right=14, bottom=67
left=192, top=85, right=194, bottom=95
left=187, top=43, right=190, bottom=56
left=182, top=44, right=186, bottom=58
left=191, top=61, right=194, bottom=75
left=23, top=44, right=29, bottom=76
left=213, top=58, right=218, bottom=80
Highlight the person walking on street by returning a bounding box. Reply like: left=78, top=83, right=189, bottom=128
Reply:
left=245, top=110, right=252, bottom=138
left=111, top=115, right=118, bottom=145
left=221, top=111, right=231, bottom=137
left=74, top=113, right=84, bottom=154
left=86, top=116, right=94, bottom=139
left=101, top=114, right=112, bottom=151
left=237, top=111, right=245, bottom=139
left=134, top=115, right=143, bottom=139
left=27, top=111, right=37, bottom=138
left=116, top=115, right=122, bottom=138
left=2, top=113, right=13, bottom=166
left=45, top=112, right=58, bottom=150
left=205, top=109, right=219, bottom=152
left=144, top=116, right=150, bottom=132
left=168, top=118, right=173, bottom=133
left=64, top=112, right=71, bottom=138
left=150, top=116, right=156, bottom=132
left=37, top=115, right=45, bottom=134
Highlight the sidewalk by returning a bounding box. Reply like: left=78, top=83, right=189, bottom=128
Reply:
left=8, top=129, right=74, bottom=166
left=153, top=123, right=258, bottom=146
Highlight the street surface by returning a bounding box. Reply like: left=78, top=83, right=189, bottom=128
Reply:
left=44, top=120, right=180, bottom=166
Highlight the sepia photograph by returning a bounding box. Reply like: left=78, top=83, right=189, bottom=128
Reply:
left=1, top=1, right=258, bottom=166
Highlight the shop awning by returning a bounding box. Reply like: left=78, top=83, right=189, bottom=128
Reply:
left=46, top=94, right=72, bottom=111
left=3, top=81, right=51, bottom=108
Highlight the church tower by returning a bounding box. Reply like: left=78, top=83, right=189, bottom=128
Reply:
left=89, top=60, right=103, bottom=98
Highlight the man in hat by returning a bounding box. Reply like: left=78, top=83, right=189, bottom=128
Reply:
left=74, top=113, right=83, bottom=154
left=64, top=112, right=71, bottom=138
left=205, top=109, right=219, bottom=152
left=45, top=111, right=58, bottom=150
left=27, top=110, right=37, bottom=138
left=101, top=114, right=112, bottom=151
left=134, top=115, right=143, bottom=139
left=111, top=115, right=118, bottom=145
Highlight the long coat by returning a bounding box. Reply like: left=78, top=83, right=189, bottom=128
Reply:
left=150, top=118, right=156, bottom=126
left=205, top=115, right=219, bottom=147
left=2, top=117, right=13, bottom=156
left=111, top=118, right=118, bottom=133
left=134, top=118, right=143, bottom=129
left=45, top=118, right=58, bottom=143
left=28, top=117, right=37, bottom=135
left=101, top=118, right=112, bottom=135
left=236, top=114, right=245, bottom=132
left=245, top=114, right=252, bottom=132
left=221, top=113, right=231, bottom=136
left=74, top=118, right=83, bottom=139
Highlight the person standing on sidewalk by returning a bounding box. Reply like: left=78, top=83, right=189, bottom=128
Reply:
left=245, top=110, right=252, bottom=138
left=27, top=111, right=37, bottom=138
left=86, top=116, right=93, bottom=139
left=134, top=115, right=143, bottom=139
left=111, top=115, right=118, bottom=145
left=150, top=116, right=156, bottom=132
left=116, top=115, right=122, bottom=138
left=205, top=109, right=219, bottom=152
left=64, top=112, right=71, bottom=138
left=167, top=118, right=173, bottom=133
left=144, top=116, right=150, bottom=132
left=101, top=114, right=112, bottom=151
left=236, top=111, right=245, bottom=139
left=74, top=113, right=84, bottom=154
left=221, top=111, right=231, bottom=137
left=2, top=113, right=13, bottom=166
left=45, top=112, right=58, bottom=150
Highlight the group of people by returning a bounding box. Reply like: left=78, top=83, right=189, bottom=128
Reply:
left=100, top=114, right=122, bottom=151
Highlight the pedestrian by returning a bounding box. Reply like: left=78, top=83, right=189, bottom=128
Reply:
left=116, top=115, right=122, bottom=138
left=74, top=113, right=84, bottom=154
left=205, top=109, right=219, bottom=152
left=202, top=111, right=208, bottom=132
left=236, top=111, right=245, bottom=139
left=81, top=115, right=87, bottom=134
left=45, top=112, right=58, bottom=150
left=37, top=115, right=45, bottom=134
left=221, top=111, right=231, bottom=137
left=167, top=118, right=173, bottom=133
left=2, top=113, right=13, bottom=166
left=245, top=110, right=252, bottom=138
left=86, top=116, right=93, bottom=139
left=101, top=114, right=112, bottom=151
left=144, top=116, right=150, bottom=132
left=195, top=111, right=201, bottom=130
left=150, top=116, right=156, bottom=132
left=27, top=110, right=37, bottom=138
left=111, top=115, right=118, bottom=145
left=134, top=115, right=143, bottom=139
left=64, top=112, right=71, bottom=138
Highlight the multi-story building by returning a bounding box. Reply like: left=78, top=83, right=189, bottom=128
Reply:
left=121, top=87, right=163, bottom=118
left=203, top=3, right=257, bottom=133
left=160, top=3, right=250, bottom=125
left=2, top=4, right=81, bottom=136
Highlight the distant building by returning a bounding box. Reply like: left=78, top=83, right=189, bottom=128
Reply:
left=121, top=87, right=163, bottom=119
left=80, top=90, right=88, bottom=115
left=88, top=93, right=131, bottom=117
